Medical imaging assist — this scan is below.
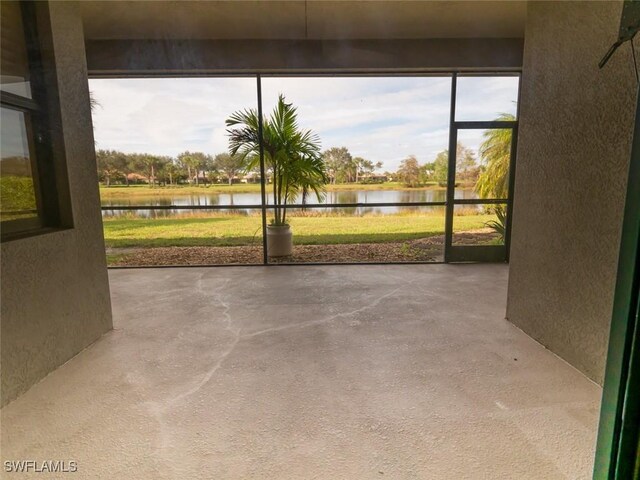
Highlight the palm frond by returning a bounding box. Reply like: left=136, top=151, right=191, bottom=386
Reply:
left=484, top=205, right=507, bottom=241
left=225, top=94, right=327, bottom=225
left=475, top=113, right=515, bottom=199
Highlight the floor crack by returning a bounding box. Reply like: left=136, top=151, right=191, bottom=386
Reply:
left=242, top=286, right=402, bottom=339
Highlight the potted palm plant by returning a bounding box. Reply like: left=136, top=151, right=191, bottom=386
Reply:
left=226, top=94, right=327, bottom=257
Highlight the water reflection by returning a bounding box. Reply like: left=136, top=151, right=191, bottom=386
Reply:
left=101, top=188, right=480, bottom=218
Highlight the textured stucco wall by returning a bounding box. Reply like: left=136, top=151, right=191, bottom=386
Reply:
left=1, top=2, right=112, bottom=406
left=507, top=1, right=637, bottom=384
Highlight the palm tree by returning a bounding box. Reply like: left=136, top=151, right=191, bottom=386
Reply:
left=475, top=113, right=515, bottom=240
left=177, top=151, right=205, bottom=186
left=226, top=94, right=326, bottom=226
left=89, top=91, right=100, bottom=113
left=475, top=113, right=515, bottom=199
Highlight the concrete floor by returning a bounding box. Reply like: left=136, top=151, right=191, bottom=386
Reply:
left=2, top=265, right=601, bottom=479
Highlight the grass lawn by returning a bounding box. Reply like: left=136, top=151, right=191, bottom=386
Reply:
left=99, top=182, right=449, bottom=198
left=0, top=175, right=38, bottom=221
left=103, top=212, right=497, bottom=248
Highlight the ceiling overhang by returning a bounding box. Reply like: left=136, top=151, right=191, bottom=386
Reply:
left=80, top=1, right=527, bottom=41
left=80, top=1, right=527, bottom=76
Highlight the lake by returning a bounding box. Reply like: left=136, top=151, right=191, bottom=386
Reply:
left=101, top=188, right=481, bottom=218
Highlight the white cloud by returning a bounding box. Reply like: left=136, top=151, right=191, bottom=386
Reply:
left=89, top=76, right=518, bottom=171
left=90, top=77, right=256, bottom=156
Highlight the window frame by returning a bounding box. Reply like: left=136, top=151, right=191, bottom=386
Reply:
left=0, top=101, right=43, bottom=234
left=1, top=1, right=68, bottom=241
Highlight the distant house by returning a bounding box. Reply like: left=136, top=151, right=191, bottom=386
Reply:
left=360, top=173, right=388, bottom=183
left=241, top=172, right=261, bottom=184
left=194, top=171, right=209, bottom=183
left=126, top=173, right=147, bottom=184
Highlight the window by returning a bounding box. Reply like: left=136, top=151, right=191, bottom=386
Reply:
left=1, top=1, right=65, bottom=239
left=0, top=107, right=40, bottom=228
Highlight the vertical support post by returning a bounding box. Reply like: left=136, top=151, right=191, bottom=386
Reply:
left=444, top=73, right=457, bottom=262
left=256, top=74, right=268, bottom=265
left=504, top=125, right=518, bottom=261
left=505, top=73, right=523, bottom=262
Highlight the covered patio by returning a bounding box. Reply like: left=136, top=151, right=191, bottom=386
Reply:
left=2, top=1, right=639, bottom=477
left=2, top=265, right=600, bottom=479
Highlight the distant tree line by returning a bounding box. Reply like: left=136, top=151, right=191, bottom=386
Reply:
left=96, top=143, right=478, bottom=188
left=96, top=147, right=387, bottom=187
left=396, top=142, right=480, bottom=188
left=97, top=118, right=511, bottom=196
left=95, top=150, right=251, bottom=186
left=395, top=116, right=514, bottom=205
left=322, top=147, right=384, bottom=184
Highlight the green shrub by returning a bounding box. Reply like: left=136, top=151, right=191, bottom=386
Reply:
left=484, top=206, right=507, bottom=241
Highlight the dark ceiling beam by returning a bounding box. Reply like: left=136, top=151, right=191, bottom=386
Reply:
left=85, top=38, right=524, bottom=76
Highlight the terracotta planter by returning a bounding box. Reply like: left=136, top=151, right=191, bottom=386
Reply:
left=267, top=224, right=293, bottom=257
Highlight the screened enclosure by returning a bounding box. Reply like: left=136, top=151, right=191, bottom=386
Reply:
left=93, top=73, right=520, bottom=266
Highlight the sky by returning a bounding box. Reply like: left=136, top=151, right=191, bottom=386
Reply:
left=88, top=75, right=518, bottom=172
left=1, top=107, right=30, bottom=159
